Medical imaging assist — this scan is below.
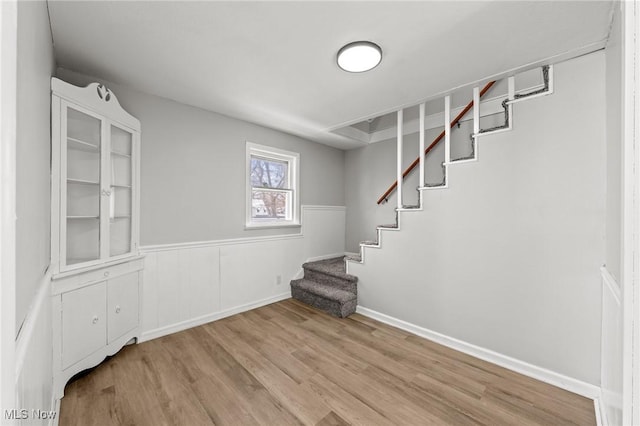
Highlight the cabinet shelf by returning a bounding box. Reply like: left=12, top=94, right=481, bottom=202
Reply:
left=68, top=137, right=100, bottom=152
left=67, top=216, right=99, bottom=220
left=67, top=178, right=100, bottom=186
left=111, top=183, right=132, bottom=189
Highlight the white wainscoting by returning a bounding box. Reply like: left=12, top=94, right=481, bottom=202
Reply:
left=600, top=266, right=623, bottom=426
left=139, top=205, right=346, bottom=341
left=14, top=270, right=57, bottom=426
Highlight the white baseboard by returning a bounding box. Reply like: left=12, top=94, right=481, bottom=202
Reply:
left=51, top=396, right=61, bottom=426
left=356, top=305, right=601, bottom=400
left=595, top=395, right=607, bottom=426
left=139, top=291, right=291, bottom=342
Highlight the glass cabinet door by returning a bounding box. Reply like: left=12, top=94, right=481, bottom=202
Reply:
left=65, top=107, right=102, bottom=266
left=53, top=79, right=141, bottom=273
left=109, top=125, right=133, bottom=257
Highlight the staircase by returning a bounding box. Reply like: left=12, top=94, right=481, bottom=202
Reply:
left=347, top=65, right=553, bottom=265
left=290, top=257, right=357, bottom=318
left=291, top=65, right=553, bottom=317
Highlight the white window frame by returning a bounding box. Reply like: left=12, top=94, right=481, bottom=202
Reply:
left=246, top=141, right=300, bottom=229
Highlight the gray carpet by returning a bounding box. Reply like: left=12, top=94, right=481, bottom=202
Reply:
left=302, top=257, right=352, bottom=277
left=290, top=256, right=358, bottom=318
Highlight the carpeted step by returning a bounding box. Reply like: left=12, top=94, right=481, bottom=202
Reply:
left=345, top=253, right=362, bottom=262
left=378, top=224, right=398, bottom=229
left=290, top=279, right=356, bottom=318
left=302, top=257, right=356, bottom=281
left=397, top=204, right=420, bottom=210
left=302, top=257, right=357, bottom=293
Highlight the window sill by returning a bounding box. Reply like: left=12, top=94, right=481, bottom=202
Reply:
left=245, top=221, right=301, bottom=230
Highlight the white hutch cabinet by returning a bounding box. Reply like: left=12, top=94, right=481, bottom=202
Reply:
left=50, top=78, right=143, bottom=397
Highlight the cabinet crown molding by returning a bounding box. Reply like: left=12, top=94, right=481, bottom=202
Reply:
left=52, top=78, right=140, bottom=131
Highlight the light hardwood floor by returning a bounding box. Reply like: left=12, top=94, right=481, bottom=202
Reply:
left=60, top=299, right=596, bottom=425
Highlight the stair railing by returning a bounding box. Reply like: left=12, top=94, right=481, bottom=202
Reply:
left=377, top=80, right=496, bottom=205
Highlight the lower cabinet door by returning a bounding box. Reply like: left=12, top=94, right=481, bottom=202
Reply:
left=107, top=272, right=139, bottom=343
left=61, top=282, right=107, bottom=369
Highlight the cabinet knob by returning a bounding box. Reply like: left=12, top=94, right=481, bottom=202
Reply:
left=115, top=305, right=121, bottom=314
left=92, top=316, right=99, bottom=324
left=104, top=271, right=110, bottom=277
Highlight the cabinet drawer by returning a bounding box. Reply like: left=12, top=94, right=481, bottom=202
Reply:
left=107, top=272, right=139, bottom=343
left=62, top=282, right=107, bottom=369
left=53, top=257, right=143, bottom=295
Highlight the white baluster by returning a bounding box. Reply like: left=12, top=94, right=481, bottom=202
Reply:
left=419, top=103, right=425, bottom=188
left=507, top=76, right=515, bottom=130
left=473, top=86, right=480, bottom=156
left=397, top=109, right=403, bottom=210
left=473, top=86, right=480, bottom=138
left=445, top=96, right=451, bottom=165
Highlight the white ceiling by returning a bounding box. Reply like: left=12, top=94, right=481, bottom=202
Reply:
left=48, top=1, right=614, bottom=149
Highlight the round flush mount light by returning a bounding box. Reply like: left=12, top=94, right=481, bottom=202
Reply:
left=337, top=41, right=382, bottom=73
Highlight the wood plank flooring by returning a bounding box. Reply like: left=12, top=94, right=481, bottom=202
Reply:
left=59, top=299, right=596, bottom=426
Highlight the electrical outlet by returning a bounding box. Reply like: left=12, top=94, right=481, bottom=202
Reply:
left=276, top=275, right=282, bottom=285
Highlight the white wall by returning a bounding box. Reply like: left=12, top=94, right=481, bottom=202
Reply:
left=14, top=1, right=56, bottom=424
left=15, top=0, right=54, bottom=335
left=347, top=52, right=606, bottom=387
left=140, top=205, right=345, bottom=341
left=0, top=0, right=19, bottom=417
left=606, top=2, right=623, bottom=285
left=15, top=274, right=54, bottom=426
left=601, top=3, right=626, bottom=424
left=601, top=268, right=623, bottom=425
left=55, top=68, right=346, bottom=246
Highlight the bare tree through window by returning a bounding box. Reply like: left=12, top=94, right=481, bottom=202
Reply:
left=250, top=156, right=291, bottom=219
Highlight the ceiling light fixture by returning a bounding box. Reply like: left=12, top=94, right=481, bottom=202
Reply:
left=337, top=41, right=382, bottom=73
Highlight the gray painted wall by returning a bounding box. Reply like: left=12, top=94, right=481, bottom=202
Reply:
left=16, top=0, right=55, bottom=333
left=56, top=68, right=345, bottom=246
left=347, top=51, right=606, bottom=385
left=602, top=3, right=624, bottom=424
left=605, top=4, right=623, bottom=284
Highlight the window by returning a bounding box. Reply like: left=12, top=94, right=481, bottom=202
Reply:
left=246, top=142, right=300, bottom=228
